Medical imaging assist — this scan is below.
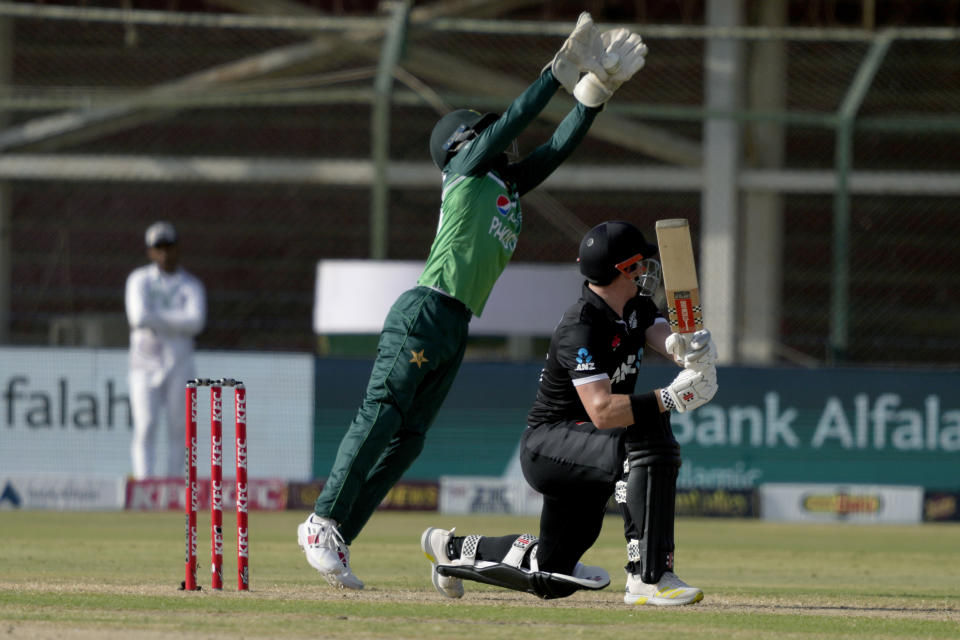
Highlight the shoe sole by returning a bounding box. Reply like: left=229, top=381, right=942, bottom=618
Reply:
left=421, top=527, right=464, bottom=599
left=624, top=589, right=704, bottom=606
left=321, top=571, right=364, bottom=590
left=297, top=523, right=364, bottom=590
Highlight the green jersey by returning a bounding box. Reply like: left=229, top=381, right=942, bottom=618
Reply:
left=418, top=70, right=600, bottom=316
left=419, top=170, right=521, bottom=316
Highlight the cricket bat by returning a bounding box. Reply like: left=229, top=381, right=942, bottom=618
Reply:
left=655, top=219, right=703, bottom=340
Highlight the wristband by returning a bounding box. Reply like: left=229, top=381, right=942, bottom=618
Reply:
left=629, top=391, right=660, bottom=424
left=660, top=388, right=677, bottom=412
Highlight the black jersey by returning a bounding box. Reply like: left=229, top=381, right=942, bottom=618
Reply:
left=527, top=283, right=665, bottom=426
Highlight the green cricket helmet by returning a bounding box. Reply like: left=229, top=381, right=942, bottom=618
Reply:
left=429, top=109, right=499, bottom=169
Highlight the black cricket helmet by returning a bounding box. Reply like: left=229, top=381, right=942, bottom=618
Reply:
left=578, top=220, right=659, bottom=288
left=429, top=109, right=499, bottom=169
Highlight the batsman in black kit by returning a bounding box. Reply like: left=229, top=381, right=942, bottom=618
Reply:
left=420, top=221, right=719, bottom=605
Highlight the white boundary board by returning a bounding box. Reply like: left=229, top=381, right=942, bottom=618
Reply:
left=313, top=260, right=583, bottom=335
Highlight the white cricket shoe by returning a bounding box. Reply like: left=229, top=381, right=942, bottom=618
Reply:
left=624, top=570, right=703, bottom=606
left=297, top=513, right=364, bottom=590
left=420, top=527, right=464, bottom=598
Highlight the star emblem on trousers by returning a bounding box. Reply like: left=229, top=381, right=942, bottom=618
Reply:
left=409, top=349, right=428, bottom=368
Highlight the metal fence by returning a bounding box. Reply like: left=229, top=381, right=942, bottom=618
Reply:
left=0, top=2, right=957, bottom=365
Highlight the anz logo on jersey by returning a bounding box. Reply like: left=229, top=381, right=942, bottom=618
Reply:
left=575, top=347, right=595, bottom=372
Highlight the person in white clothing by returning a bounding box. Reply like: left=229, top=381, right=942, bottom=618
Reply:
left=126, top=221, right=207, bottom=480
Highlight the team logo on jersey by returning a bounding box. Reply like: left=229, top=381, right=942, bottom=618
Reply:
left=611, top=354, right=638, bottom=383
left=496, top=195, right=512, bottom=216
left=575, top=347, right=595, bottom=371
left=611, top=334, right=621, bottom=349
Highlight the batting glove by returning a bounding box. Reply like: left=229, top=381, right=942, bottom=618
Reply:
left=573, top=28, right=648, bottom=107
left=665, top=329, right=718, bottom=369
left=662, top=364, right=718, bottom=413
left=548, top=12, right=608, bottom=94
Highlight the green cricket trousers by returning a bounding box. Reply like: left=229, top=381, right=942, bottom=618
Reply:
left=314, top=286, right=471, bottom=543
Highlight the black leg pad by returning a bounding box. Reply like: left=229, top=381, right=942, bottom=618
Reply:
left=625, top=442, right=681, bottom=584
left=437, top=563, right=609, bottom=600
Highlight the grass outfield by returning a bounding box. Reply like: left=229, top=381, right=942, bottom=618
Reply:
left=0, top=511, right=957, bottom=639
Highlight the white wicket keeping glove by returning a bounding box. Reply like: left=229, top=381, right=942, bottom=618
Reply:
left=662, top=364, right=718, bottom=413
left=547, top=12, right=608, bottom=94
left=665, top=329, right=718, bottom=369
left=573, top=28, right=648, bottom=107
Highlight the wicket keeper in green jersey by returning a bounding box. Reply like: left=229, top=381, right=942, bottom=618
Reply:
left=298, top=12, right=650, bottom=589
